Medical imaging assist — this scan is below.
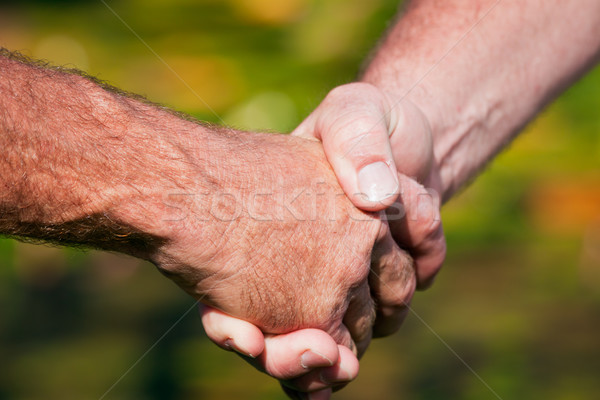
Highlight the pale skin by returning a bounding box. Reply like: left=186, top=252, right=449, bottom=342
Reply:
left=205, top=0, right=600, bottom=398
left=0, top=49, right=439, bottom=397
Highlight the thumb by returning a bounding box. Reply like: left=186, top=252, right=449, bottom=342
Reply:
left=292, top=83, right=400, bottom=211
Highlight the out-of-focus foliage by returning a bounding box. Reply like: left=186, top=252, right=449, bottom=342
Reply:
left=0, top=0, right=599, bottom=399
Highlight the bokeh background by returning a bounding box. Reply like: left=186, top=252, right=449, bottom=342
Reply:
left=1, top=0, right=599, bottom=399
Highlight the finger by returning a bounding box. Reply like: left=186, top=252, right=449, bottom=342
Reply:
left=282, top=345, right=359, bottom=393
left=388, top=174, right=447, bottom=289
left=200, top=305, right=265, bottom=358
left=369, top=221, right=416, bottom=338
left=203, top=306, right=344, bottom=379
left=251, top=329, right=339, bottom=380
left=342, top=282, right=374, bottom=358
left=292, top=83, right=400, bottom=211
left=203, top=306, right=350, bottom=383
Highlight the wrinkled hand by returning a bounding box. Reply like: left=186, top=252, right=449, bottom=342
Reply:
left=199, top=171, right=434, bottom=398
left=200, top=83, right=447, bottom=399
left=201, top=306, right=359, bottom=399
left=200, top=169, right=438, bottom=397
left=151, top=129, right=417, bottom=354
left=293, top=82, right=446, bottom=289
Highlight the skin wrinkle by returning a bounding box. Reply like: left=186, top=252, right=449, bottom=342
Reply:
left=2, top=48, right=409, bottom=366
left=249, top=227, right=310, bottom=330
left=190, top=1, right=600, bottom=393
left=179, top=159, right=367, bottom=333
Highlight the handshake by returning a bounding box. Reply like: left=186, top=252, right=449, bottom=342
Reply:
left=154, top=83, right=446, bottom=399
left=3, top=0, right=595, bottom=395
left=0, top=49, right=446, bottom=400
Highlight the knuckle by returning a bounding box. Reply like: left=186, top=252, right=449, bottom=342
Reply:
left=387, top=278, right=416, bottom=308
left=403, top=183, right=443, bottom=241
left=382, top=253, right=417, bottom=306
left=318, top=86, right=390, bottom=160
left=325, top=82, right=378, bottom=102
left=421, top=222, right=447, bottom=265
left=323, top=110, right=382, bottom=144
left=352, top=304, right=376, bottom=343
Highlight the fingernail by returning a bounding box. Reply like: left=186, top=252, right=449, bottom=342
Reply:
left=224, top=338, right=255, bottom=358
left=300, top=350, right=334, bottom=369
left=357, top=161, right=398, bottom=202
left=319, top=365, right=353, bottom=384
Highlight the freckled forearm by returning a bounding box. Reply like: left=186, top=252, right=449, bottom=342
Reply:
left=362, top=0, right=600, bottom=200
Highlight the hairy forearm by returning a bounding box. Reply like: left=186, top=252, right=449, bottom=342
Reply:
left=0, top=51, right=393, bottom=357
left=362, top=0, right=600, bottom=201
left=0, top=50, right=217, bottom=257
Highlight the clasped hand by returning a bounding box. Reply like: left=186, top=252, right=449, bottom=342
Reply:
left=158, top=83, right=446, bottom=398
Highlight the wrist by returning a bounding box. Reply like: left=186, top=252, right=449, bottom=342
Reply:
left=362, top=66, right=495, bottom=203
left=104, top=111, right=220, bottom=261
left=403, top=80, right=463, bottom=203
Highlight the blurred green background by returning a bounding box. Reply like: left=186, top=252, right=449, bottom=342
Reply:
left=1, top=0, right=599, bottom=399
